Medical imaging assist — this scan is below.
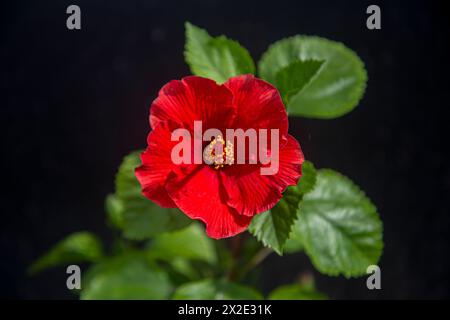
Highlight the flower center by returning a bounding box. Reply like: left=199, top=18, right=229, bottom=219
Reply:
left=203, top=135, right=234, bottom=169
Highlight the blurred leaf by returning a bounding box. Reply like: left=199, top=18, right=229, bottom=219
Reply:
left=81, top=253, right=171, bottom=300
left=105, top=194, right=125, bottom=229
left=115, top=151, right=190, bottom=240
left=283, top=233, right=304, bottom=254
left=275, top=59, right=324, bottom=104
left=249, top=161, right=317, bottom=255
left=167, top=258, right=201, bottom=283
left=147, top=223, right=217, bottom=264
left=259, top=36, right=367, bottom=118
left=268, top=283, right=327, bottom=300
left=28, top=232, right=103, bottom=275
left=213, top=240, right=233, bottom=274
left=185, top=22, right=255, bottom=83
left=172, top=279, right=263, bottom=300
left=240, top=234, right=263, bottom=262
left=293, top=169, right=383, bottom=277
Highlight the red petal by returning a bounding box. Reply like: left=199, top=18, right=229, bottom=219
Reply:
left=150, top=76, right=236, bottom=132
left=225, top=75, right=288, bottom=142
left=222, top=135, right=304, bottom=216
left=135, top=121, right=183, bottom=208
left=166, top=165, right=252, bottom=239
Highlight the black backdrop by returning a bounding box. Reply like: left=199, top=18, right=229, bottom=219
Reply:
left=1, top=0, right=449, bottom=299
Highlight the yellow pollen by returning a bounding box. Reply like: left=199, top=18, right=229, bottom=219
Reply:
left=203, top=135, right=234, bottom=169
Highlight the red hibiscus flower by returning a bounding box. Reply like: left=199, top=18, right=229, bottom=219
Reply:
left=135, top=74, right=304, bottom=239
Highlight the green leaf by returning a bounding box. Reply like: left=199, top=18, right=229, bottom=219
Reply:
left=248, top=161, right=317, bottom=255
left=115, top=151, right=190, bottom=240
left=167, top=258, right=201, bottom=282
left=283, top=161, right=317, bottom=254
left=259, top=36, right=367, bottom=118
left=28, top=232, right=103, bottom=275
left=297, top=160, right=317, bottom=195
left=105, top=194, right=125, bottom=229
left=268, top=283, right=327, bottom=300
left=81, top=253, right=172, bottom=300
left=147, top=223, right=217, bottom=264
left=248, top=206, right=296, bottom=256
left=213, top=240, right=233, bottom=273
left=293, top=169, right=383, bottom=277
left=269, top=273, right=325, bottom=300
left=275, top=60, right=324, bottom=104
left=185, top=22, right=255, bottom=83
left=172, top=279, right=263, bottom=300
left=283, top=232, right=304, bottom=254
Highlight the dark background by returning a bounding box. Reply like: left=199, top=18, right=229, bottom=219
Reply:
left=1, top=0, right=449, bottom=299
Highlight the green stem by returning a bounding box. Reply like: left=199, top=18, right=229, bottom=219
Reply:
left=238, top=247, right=273, bottom=280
